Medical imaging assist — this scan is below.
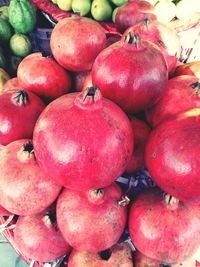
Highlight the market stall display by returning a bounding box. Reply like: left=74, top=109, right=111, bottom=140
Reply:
left=0, top=0, right=200, bottom=266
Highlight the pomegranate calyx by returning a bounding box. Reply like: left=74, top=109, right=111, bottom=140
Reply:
left=12, top=90, right=29, bottom=106
left=143, top=18, right=151, bottom=30
left=163, top=192, right=179, bottom=210
left=23, top=141, right=34, bottom=155
left=125, top=32, right=141, bottom=47
left=83, top=86, right=99, bottom=104
left=191, top=81, right=200, bottom=95
left=88, top=188, right=105, bottom=203
left=118, top=195, right=130, bottom=207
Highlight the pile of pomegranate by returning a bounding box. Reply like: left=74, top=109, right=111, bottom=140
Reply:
left=0, top=1, right=200, bottom=266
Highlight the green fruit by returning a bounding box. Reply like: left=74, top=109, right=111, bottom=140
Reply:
left=91, top=0, right=113, bottom=21
left=0, top=47, right=6, bottom=69
left=57, top=0, right=73, bottom=11
left=8, top=0, right=36, bottom=34
left=112, top=7, right=119, bottom=22
left=0, top=17, right=13, bottom=43
left=10, top=33, right=32, bottom=57
left=72, top=0, right=91, bottom=16
left=0, top=6, right=9, bottom=21
left=110, top=0, right=128, bottom=7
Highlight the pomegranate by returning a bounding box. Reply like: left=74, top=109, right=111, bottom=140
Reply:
left=173, top=61, right=200, bottom=79
left=134, top=248, right=200, bottom=267
left=92, top=33, right=168, bottom=114
left=14, top=211, right=71, bottom=262
left=17, top=52, right=71, bottom=102
left=2, top=77, right=19, bottom=93
left=122, top=19, right=181, bottom=74
left=115, top=0, right=157, bottom=33
left=146, top=75, right=200, bottom=128
left=129, top=188, right=200, bottom=263
left=125, top=116, right=151, bottom=174
left=33, top=87, right=133, bottom=190
left=68, top=243, right=133, bottom=267
left=56, top=183, right=128, bottom=252
left=145, top=108, right=200, bottom=203
left=50, top=16, right=107, bottom=72
left=0, top=90, right=45, bottom=146
left=0, top=139, right=61, bottom=215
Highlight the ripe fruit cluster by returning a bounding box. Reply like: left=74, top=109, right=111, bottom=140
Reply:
left=0, top=2, right=200, bottom=266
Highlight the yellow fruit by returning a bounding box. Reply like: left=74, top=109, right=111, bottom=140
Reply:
left=57, top=0, right=73, bottom=11
left=0, top=68, right=10, bottom=94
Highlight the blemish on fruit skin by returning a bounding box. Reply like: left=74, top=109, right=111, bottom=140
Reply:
left=152, top=152, right=157, bottom=158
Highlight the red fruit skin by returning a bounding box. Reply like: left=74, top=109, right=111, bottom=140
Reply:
left=146, top=75, right=200, bottom=128
left=0, top=90, right=45, bottom=146
left=0, top=139, right=61, bottom=215
left=50, top=17, right=107, bottom=72
left=129, top=188, right=200, bottom=263
left=145, top=110, right=200, bottom=203
left=2, top=77, right=19, bottom=93
left=33, top=90, right=133, bottom=190
left=14, top=212, right=71, bottom=262
left=68, top=243, right=133, bottom=267
left=173, top=61, right=200, bottom=79
left=91, top=39, right=168, bottom=114
left=134, top=248, right=200, bottom=267
left=116, top=1, right=157, bottom=33
left=0, top=204, right=13, bottom=216
left=125, top=116, right=151, bottom=174
left=123, top=19, right=181, bottom=74
left=17, top=52, right=71, bottom=101
left=56, top=183, right=128, bottom=252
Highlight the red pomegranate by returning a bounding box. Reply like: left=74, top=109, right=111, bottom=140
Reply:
left=2, top=77, right=19, bottom=93
left=0, top=90, right=45, bottom=146
left=146, top=75, right=200, bottom=128
left=68, top=243, right=133, bottom=267
left=115, top=0, right=157, bottom=33
left=33, top=87, right=133, bottom=190
left=14, top=211, right=71, bottom=262
left=17, top=52, right=71, bottom=101
left=125, top=116, right=151, bottom=174
left=92, top=33, right=168, bottom=114
left=0, top=139, right=61, bottom=215
left=134, top=248, right=200, bottom=267
left=173, top=61, right=200, bottom=79
left=129, top=188, right=200, bottom=263
left=50, top=16, right=107, bottom=72
left=56, top=183, right=128, bottom=252
left=145, top=108, right=200, bottom=203
left=122, top=19, right=181, bottom=74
